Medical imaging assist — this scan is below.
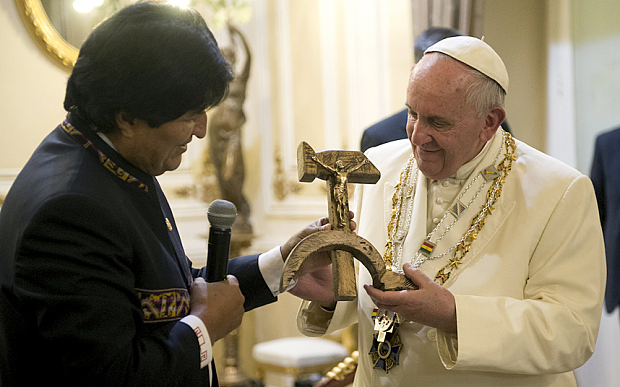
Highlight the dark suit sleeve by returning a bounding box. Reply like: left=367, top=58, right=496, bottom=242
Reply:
left=360, top=128, right=377, bottom=153
left=194, top=255, right=278, bottom=312
left=591, top=130, right=620, bottom=314
left=360, top=109, right=409, bottom=152
left=590, top=136, right=606, bottom=227
left=15, top=195, right=206, bottom=386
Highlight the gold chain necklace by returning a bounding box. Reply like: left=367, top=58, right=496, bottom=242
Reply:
left=371, top=132, right=516, bottom=373
left=383, top=131, right=517, bottom=285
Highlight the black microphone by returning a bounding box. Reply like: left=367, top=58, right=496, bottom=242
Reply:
left=205, top=199, right=237, bottom=282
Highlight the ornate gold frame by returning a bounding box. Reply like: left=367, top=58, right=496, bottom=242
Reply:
left=14, top=0, right=79, bottom=71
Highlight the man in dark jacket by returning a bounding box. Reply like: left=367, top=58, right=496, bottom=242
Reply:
left=591, top=126, right=620, bottom=321
left=0, top=3, right=327, bottom=386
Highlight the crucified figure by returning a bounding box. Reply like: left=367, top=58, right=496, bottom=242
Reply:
left=311, top=157, right=368, bottom=228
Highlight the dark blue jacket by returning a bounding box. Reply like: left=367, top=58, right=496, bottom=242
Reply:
left=0, top=113, right=276, bottom=386
left=591, top=126, right=620, bottom=314
left=360, top=109, right=409, bottom=153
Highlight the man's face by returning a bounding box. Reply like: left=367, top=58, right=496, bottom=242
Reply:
left=405, top=53, right=493, bottom=180
left=117, top=110, right=208, bottom=176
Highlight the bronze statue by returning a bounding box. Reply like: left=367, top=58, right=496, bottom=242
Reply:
left=208, top=24, right=252, bottom=234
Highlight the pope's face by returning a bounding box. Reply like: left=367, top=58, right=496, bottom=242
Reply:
left=405, top=53, right=493, bottom=180
left=116, top=110, right=207, bottom=176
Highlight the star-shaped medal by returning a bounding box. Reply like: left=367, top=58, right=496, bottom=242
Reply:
left=369, top=330, right=403, bottom=373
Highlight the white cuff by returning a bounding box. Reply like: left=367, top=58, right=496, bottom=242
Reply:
left=180, top=314, right=213, bottom=369
left=258, top=246, right=287, bottom=296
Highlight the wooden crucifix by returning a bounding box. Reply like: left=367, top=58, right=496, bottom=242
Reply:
left=297, top=141, right=379, bottom=233
left=281, top=142, right=415, bottom=301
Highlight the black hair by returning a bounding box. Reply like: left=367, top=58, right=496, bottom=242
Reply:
left=414, top=27, right=462, bottom=63
left=64, top=1, right=233, bottom=132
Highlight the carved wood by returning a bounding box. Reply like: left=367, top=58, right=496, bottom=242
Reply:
left=281, top=231, right=416, bottom=295
left=283, top=143, right=416, bottom=300
left=295, top=142, right=382, bottom=299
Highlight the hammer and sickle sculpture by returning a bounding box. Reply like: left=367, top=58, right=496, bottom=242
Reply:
left=280, top=142, right=415, bottom=301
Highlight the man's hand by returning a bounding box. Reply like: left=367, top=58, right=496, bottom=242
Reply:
left=280, top=213, right=356, bottom=309
left=280, top=216, right=331, bottom=261
left=280, top=212, right=357, bottom=261
left=189, top=276, right=245, bottom=344
left=364, top=263, right=457, bottom=333
left=288, top=264, right=336, bottom=308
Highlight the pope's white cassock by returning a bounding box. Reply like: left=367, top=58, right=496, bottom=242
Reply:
left=298, top=128, right=605, bottom=386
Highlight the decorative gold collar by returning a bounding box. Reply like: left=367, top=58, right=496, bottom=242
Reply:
left=383, top=130, right=517, bottom=285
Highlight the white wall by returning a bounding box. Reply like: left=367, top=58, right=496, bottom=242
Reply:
left=483, top=0, right=547, bottom=151
left=0, top=0, right=69, bottom=171
left=572, top=0, right=620, bottom=174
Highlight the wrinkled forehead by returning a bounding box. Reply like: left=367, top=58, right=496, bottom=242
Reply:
left=408, top=53, right=473, bottom=92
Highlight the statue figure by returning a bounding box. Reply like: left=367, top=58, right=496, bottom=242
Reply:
left=207, top=24, right=252, bottom=234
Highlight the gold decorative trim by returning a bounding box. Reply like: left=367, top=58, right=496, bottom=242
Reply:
left=14, top=0, right=79, bottom=71
left=326, top=351, right=358, bottom=381
left=172, top=185, right=196, bottom=199
left=272, top=147, right=301, bottom=201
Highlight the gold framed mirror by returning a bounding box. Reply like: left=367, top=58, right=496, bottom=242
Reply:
left=14, top=0, right=79, bottom=71
left=14, top=1, right=247, bottom=72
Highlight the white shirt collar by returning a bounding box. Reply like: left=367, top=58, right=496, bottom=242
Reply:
left=97, top=132, right=117, bottom=151
left=439, top=138, right=493, bottom=183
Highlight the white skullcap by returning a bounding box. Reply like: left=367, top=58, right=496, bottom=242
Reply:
left=424, top=36, right=509, bottom=93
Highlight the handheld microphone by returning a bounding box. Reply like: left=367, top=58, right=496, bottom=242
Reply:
left=205, top=199, right=237, bottom=283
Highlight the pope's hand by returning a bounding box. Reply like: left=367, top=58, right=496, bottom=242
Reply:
left=364, top=263, right=457, bottom=333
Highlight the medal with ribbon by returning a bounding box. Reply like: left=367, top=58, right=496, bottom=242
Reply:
left=369, top=308, right=402, bottom=372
